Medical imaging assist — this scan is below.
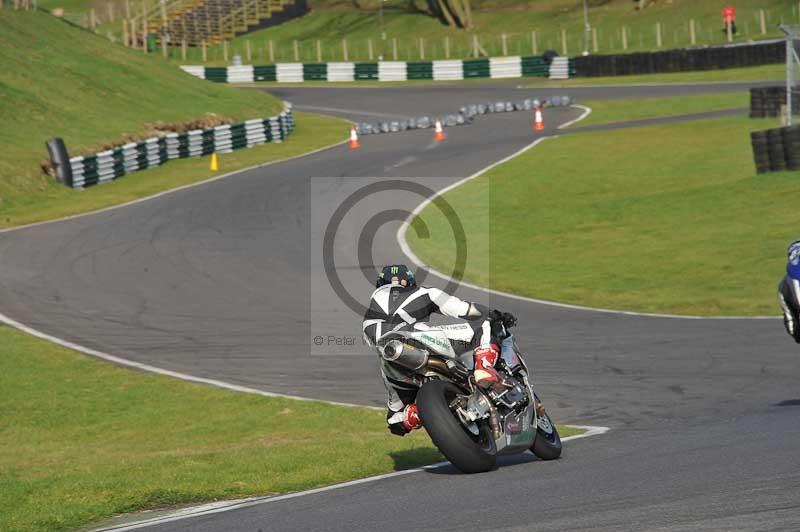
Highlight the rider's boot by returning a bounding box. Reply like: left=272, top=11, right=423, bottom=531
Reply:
left=387, top=403, right=422, bottom=436
left=402, top=403, right=422, bottom=431
left=473, top=344, right=503, bottom=389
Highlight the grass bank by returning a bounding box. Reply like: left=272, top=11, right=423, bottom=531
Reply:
left=0, top=324, right=580, bottom=532
left=575, top=91, right=748, bottom=127
left=187, top=0, right=794, bottom=64
left=407, top=111, right=794, bottom=316
left=0, top=11, right=348, bottom=228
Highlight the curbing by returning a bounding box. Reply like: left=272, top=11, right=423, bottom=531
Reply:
left=66, top=104, right=295, bottom=189
left=181, top=55, right=569, bottom=84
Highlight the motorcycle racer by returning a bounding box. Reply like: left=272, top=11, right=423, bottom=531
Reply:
left=362, top=264, right=515, bottom=436
left=778, top=240, right=800, bottom=343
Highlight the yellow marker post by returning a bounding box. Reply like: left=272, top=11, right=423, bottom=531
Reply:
left=210, top=152, right=219, bottom=171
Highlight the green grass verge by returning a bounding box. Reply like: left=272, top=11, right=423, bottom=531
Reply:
left=407, top=113, right=794, bottom=316
left=575, top=91, right=748, bottom=127
left=0, top=324, right=580, bottom=532
left=0, top=10, right=285, bottom=222
left=164, top=0, right=796, bottom=65
left=0, top=111, right=348, bottom=228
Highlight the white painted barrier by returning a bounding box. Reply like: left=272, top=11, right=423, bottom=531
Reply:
left=276, top=63, right=303, bottom=82
left=327, top=62, right=355, bottom=82
left=227, top=65, right=254, bottom=83
left=490, top=56, right=522, bottom=79
left=378, top=61, right=407, bottom=81
left=432, top=60, right=464, bottom=81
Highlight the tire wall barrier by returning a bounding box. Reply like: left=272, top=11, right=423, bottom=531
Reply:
left=180, top=55, right=573, bottom=83
left=572, top=39, right=784, bottom=77
left=750, top=86, right=800, bottom=118
left=61, top=105, right=295, bottom=189
left=354, top=94, right=573, bottom=136
left=45, top=137, right=73, bottom=186
left=751, top=124, right=800, bottom=174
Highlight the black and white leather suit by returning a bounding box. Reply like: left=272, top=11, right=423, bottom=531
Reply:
left=362, top=282, right=500, bottom=424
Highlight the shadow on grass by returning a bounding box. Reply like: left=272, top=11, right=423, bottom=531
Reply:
left=389, top=448, right=442, bottom=471
left=390, top=448, right=546, bottom=475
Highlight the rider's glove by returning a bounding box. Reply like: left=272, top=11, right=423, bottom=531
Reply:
left=501, top=312, right=517, bottom=328
left=489, top=309, right=517, bottom=328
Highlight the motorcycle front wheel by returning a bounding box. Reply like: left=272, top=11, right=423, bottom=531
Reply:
left=531, top=409, right=562, bottom=460
left=416, top=380, right=496, bottom=474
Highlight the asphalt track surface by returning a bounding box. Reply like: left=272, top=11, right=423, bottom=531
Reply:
left=2, top=82, right=799, bottom=531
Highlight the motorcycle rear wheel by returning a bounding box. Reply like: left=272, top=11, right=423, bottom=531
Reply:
left=416, top=380, right=496, bottom=474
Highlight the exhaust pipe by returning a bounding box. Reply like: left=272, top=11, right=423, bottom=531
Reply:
left=381, top=340, right=428, bottom=370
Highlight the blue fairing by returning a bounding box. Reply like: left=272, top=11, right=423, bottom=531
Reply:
left=788, top=262, right=800, bottom=281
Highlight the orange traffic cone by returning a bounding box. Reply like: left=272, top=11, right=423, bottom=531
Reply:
left=534, top=107, right=545, bottom=131
left=434, top=118, right=446, bottom=141
left=349, top=126, right=361, bottom=149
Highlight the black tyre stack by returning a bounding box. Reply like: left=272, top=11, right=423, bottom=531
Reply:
left=749, top=87, right=800, bottom=118
left=750, top=88, right=766, bottom=118
left=750, top=130, right=770, bottom=174
left=782, top=125, right=800, bottom=171
left=752, top=125, right=800, bottom=174
left=572, top=40, right=784, bottom=78
left=767, top=128, right=787, bottom=172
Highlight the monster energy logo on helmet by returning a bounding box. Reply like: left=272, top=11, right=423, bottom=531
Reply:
left=376, top=264, right=416, bottom=288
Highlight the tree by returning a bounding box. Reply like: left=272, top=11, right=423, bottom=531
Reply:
left=426, top=0, right=472, bottom=29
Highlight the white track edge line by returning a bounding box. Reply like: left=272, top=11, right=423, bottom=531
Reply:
left=396, top=110, right=777, bottom=321
left=92, top=425, right=610, bottom=532
left=558, top=104, right=592, bottom=129
left=0, top=310, right=377, bottom=410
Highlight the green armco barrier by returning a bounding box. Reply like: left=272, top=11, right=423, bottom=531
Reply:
left=407, top=61, right=433, bottom=80
left=254, top=65, right=277, bottom=81
left=303, top=63, right=327, bottom=81
left=204, top=67, right=228, bottom=83
left=355, top=62, right=379, bottom=80
left=463, top=58, right=490, bottom=78
left=521, top=56, right=548, bottom=76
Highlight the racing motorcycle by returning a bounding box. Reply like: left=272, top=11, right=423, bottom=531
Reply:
left=378, top=315, right=561, bottom=474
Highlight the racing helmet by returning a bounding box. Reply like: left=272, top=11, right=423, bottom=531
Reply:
left=376, top=264, right=416, bottom=288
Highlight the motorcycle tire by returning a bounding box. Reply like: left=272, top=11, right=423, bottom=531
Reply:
left=531, top=412, right=562, bottom=460
left=416, top=380, right=496, bottom=474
